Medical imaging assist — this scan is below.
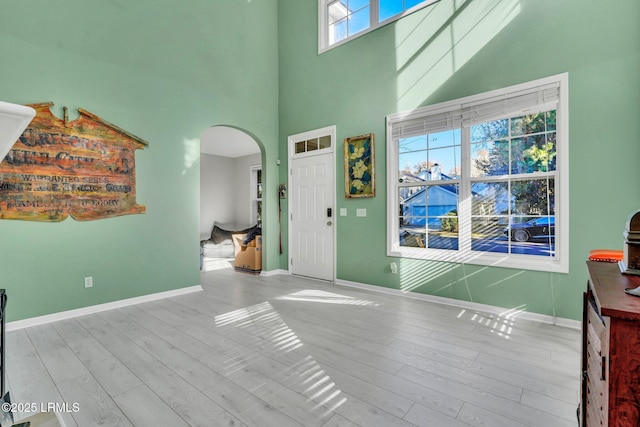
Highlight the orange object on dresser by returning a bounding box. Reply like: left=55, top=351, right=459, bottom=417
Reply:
left=588, top=249, right=624, bottom=263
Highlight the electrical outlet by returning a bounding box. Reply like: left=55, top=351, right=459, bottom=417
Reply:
left=84, top=276, right=93, bottom=288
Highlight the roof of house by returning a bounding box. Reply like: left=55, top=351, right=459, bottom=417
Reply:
left=401, top=173, right=460, bottom=204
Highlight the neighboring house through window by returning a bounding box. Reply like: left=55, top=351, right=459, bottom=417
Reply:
left=319, top=0, right=440, bottom=52
left=386, top=73, right=569, bottom=273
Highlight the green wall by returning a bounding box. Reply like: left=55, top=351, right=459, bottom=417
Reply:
left=1, top=0, right=637, bottom=323
left=0, top=0, right=280, bottom=321
left=278, top=0, right=640, bottom=320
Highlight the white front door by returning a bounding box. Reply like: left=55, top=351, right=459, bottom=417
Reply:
left=289, top=127, right=335, bottom=281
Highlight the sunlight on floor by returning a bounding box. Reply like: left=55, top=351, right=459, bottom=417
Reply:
left=214, top=301, right=347, bottom=415
left=276, top=289, right=380, bottom=306
left=201, top=257, right=234, bottom=272
left=457, top=308, right=519, bottom=339
left=284, top=356, right=348, bottom=415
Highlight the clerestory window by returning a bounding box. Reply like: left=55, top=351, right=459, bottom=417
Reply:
left=319, top=0, right=440, bottom=53
left=386, top=74, right=569, bottom=273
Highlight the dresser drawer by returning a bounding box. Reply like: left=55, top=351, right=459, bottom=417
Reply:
left=585, top=298, right=608, bottom=426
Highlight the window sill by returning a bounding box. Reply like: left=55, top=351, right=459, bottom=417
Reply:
left=388, top=247, right=568, bottom=274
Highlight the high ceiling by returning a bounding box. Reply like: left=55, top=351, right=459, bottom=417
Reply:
left=200, top=126, right=260, bottom=158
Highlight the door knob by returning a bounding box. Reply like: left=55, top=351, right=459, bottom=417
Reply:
left=327, top=221, right=333, bottom=226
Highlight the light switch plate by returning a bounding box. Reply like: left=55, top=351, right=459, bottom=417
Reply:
left=340, top=208, right=347, bottom=216
left=356, top=208, right=367, bottom=217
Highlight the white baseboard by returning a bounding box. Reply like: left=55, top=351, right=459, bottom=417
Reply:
left=7, top=285, right=203, bottom=331
left=334, top=278, right=580, bottom=330
left=261, top=269, right=290, bottom=277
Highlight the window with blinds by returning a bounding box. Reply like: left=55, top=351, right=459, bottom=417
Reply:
left=386, top=73, right=569, bottom=273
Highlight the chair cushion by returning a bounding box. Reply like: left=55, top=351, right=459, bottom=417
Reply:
left=210, top=224, right=253, bottom=244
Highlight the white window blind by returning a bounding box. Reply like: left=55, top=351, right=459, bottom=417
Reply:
left=390, top=82, right=560, bottom=140
left=386, top=73, right=569, bottom=274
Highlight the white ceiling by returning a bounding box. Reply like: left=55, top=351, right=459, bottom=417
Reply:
left=200, top=126, right=260, bottom=158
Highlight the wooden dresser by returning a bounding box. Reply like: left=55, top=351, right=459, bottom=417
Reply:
left=582, top=261, right=640, bottom=426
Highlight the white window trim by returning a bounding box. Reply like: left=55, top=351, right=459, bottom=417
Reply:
left=249, top=164, right=262, bottom=227
left=386, top=73, right=569, bottom=273
left=318, top=0, right=440, bottom=54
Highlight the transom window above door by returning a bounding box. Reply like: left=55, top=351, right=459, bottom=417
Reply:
left=294, top=135, right=332, bottom=155
left=319, top=0, right=440, bottom=53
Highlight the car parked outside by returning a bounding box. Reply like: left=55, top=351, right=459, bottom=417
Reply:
left=505, top=216, right=555, bottom=242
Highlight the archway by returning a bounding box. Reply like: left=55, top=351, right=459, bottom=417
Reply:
left=199, top=125, right=263, bottom=272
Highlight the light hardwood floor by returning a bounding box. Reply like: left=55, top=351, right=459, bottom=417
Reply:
left=6, top=269, right=581, bottom=426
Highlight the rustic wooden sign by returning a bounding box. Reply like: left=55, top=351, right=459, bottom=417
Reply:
left=0, top=102, right=148, bottom=221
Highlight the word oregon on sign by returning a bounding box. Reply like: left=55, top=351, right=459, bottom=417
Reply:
left=0, top=102, right=148, bottom=221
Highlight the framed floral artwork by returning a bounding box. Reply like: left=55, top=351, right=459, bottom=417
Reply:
left=344, top=133, right=375, bottom=198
